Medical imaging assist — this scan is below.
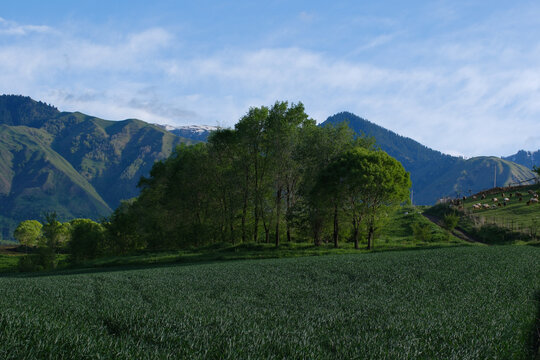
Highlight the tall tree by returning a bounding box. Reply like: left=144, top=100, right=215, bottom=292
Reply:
left=235, top=107, right=269, bottom=243
left=264, top=101, right=311, bottom=247
left=342, top=148, right=411, bottom=249
left=207, top=129, right=244, bottom=243
left=300, top=122, right=366, bottom=246
left=13, top=220, right=42, bottom=250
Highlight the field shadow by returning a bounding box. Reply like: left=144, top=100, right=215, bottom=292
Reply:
left=1, top=243, right=476, bottom=279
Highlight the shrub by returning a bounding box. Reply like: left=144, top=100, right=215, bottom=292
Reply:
left=412, top=223, right=431, bottom=242
left=443, top=213, right=459, bottom=231
left=69, top=219, right=106, bottom=263
left=17, top=255, right=42, bottom=272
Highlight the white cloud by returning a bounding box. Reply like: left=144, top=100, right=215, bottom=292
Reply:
left=1, top=12, right=540, bottom=157
left=0, top=17, right=53, bottom=36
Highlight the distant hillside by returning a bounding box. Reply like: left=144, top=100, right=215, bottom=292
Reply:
left=0, top=95, right=194, bottom=240
left=322, top=112, right=536, bottom=204
left=156, top=110, right=536, bottom=205
left=502, top=149, right=540, bottom=169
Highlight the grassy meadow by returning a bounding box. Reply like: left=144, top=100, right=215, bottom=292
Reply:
left=462, top=184, right=540, bottom=231
left=0, top=246, right=538, bottom=359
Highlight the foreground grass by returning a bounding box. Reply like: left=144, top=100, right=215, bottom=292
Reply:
left=0, top=254, right=20, bottom=272
left=0, top=246, right=538, bottom=359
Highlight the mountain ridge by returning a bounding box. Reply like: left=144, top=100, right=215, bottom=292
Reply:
left=502, top=149, right=540, bottom=169
left=0, top=95, right=194, bottom=240
left=321, top=112, right=535, bottom=204
left=0, top=95, right=536, bottom=239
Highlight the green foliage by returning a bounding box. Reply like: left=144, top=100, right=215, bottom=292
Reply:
left=412, top=222, right=432, bottom=242
left=13, top=220, right=42, bottom=247
left=0, top=246, right=538, bottom=358
left=0, top=95, right=196, bottom=241
left=314, top=147, right=411, bottom=249
left=324, top=113, right=535, bottom=205
left=106, top=201, right=146, bottom=254
left=17, top=254, right=43, bottom=272
left=68, top=219, right=106, bottom=262
left=443, top=213, right=459, bottom=231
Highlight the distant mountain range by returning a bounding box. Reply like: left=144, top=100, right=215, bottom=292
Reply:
left=502, top=150, right=540, bottom=169
left=322, top=113, right=536, bottom=204
left=0, top=95, right=194, bottom=240
left=0, top=95, right=536, bottom=240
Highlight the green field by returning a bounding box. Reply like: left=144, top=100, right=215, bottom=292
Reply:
left=0, top=254, right=20, bottom=272
left=0, top=246, right=538, bottom=359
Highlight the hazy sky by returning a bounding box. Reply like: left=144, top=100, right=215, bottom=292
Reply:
left=1, top=1, right=540, bottom=157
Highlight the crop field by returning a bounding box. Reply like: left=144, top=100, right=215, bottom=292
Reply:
left=0, top=246, right=538, bottom=359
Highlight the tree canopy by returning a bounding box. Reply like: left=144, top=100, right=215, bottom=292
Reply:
left=13, top=220, right=42, bottom=248
left=83, top=101, right=411, bottom=252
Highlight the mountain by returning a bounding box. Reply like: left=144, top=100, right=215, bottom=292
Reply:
left=0, top=95, right=194, bottom=240
left=154, top=124, right=220, bottom=141
left=322, top=112, right=536, bottom=204
left=154, top=111, right=536, bottom=205
left=502, top=150, right=540, bottom=169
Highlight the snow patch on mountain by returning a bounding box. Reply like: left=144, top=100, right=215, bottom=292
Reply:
left=154, top=124, right=220, bottom=141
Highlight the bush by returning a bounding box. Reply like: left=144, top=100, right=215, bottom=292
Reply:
left=17, top=255, right=42, bottom=272
left=69, top=219, right=106, bottom=263
left=411, top=223, right=431, bottom=242
left=16, top=248, right=56, bottom=272
left=443, top=213, right=459, bottom=231
left=469, top=224, right=528, bottom=245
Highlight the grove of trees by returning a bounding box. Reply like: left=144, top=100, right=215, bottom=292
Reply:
left=13, top=101, right=412, bottom=268
left=108, top=101, right=411, bottom=251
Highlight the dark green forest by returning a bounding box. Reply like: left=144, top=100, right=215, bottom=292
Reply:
left=108, top=101, right=410, bottom=251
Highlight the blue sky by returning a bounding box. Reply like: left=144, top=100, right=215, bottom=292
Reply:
left=1, top=1, right=540, bottom=157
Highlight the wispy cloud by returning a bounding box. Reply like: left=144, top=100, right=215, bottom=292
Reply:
left=1, top=8, right=540, bottom=157
left=0, top=17, right=53, bottom=36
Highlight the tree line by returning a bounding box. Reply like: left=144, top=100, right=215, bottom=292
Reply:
left=13, top=101, right=411, bottom=268
left=110, top=101, right=411, bottom=250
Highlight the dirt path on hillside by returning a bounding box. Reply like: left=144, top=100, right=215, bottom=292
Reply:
left=422, top=214, right=486, bottom=244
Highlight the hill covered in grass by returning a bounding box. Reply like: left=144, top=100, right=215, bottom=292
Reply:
left=323, top=112, right=536, bottom=204
left=0, top=95, right=195, bottom=240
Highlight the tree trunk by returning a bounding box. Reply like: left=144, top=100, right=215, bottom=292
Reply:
left=229, top=220, right=235, bottom=244
left=253, top=157, right=259, bottom=243
left=241, top=200, right=247, bottom=243
left=254, top=211, right=259, bottom=243
left=275, top=187, right=282, bottom=247
left=367, top=224, right=374, bottom=250
left=353, top=219, right=359, bottom=249
left=286, top=184, right=292, bottom=242
left=314, top=231, right=321, bottom=246
left=241, top=172, right=249, bottom=243
left=333, top=203, right=339, bottom=248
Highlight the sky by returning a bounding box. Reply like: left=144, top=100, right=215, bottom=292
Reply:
left=1, top=1, right=540, bottom=157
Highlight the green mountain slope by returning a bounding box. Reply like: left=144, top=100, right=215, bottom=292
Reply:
left=0, top=95, right=194, bottom=240
left=323, top=112, right=535, bottom=204
left=44, top=112, right=191, bottom=208
left=0, top=124, right=112, bottom=239
left=502, top=149, right=540, bottom=169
